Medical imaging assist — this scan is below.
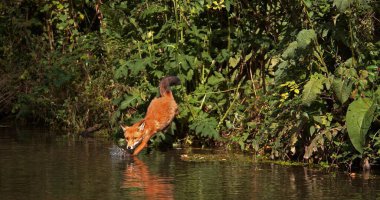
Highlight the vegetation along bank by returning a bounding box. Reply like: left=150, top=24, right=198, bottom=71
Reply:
left=0, top=0, right=379, bottom=169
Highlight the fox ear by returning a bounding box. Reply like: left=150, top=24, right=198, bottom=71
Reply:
left=138, top=122, right=145, bottom=132
left=120, top=125, right=128, bottom=132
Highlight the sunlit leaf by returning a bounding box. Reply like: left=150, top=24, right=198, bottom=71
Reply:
left=296, top=29, right=316, bottom=49
left=244, top=52, right=253, bottom=62
left=229, top=56, right=240, bottom=68
left=225, top=0, right=231, bottom=12
left=346, top=98, right=375, bottom=153
left=309, top=125, right=316, bottom=136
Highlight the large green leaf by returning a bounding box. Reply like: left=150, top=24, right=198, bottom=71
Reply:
left=302, top=74, right=325, bottom=106
left=332, top=78, right=353, bottom=104
left=296, top=29, right=317, bottom=49
left=346, top=98, right=376, bottom=153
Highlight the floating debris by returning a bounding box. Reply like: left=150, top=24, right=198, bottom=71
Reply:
left=179, top=153, right=254, bottom=163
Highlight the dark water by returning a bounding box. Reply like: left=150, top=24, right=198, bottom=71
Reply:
left=1, top=128, right=380, bottom=200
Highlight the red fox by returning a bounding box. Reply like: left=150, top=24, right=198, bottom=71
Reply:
left=121, top=76, right=181, bottom=155
left=122, top=157, right=174, bottom=199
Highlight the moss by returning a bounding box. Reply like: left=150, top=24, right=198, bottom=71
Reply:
left=179, top=151, right=333, bottom=169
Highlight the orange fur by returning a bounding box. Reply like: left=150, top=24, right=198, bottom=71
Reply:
left=122, top=157, right=173, bottom=199
left=121, top=76, right=180, bottom=155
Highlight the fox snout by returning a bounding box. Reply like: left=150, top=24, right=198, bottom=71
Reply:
left=126, top=145, right=134, bottom=154
left=126, top=138, right=143, bottom=153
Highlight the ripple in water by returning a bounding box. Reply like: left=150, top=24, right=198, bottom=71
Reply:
left=109, top=145, right=130, bottom=157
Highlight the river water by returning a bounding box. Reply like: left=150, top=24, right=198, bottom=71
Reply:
left=0, top=128, right=379, bottom=200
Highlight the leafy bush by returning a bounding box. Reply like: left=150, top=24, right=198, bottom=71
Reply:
left=1, top=0, right=379, bottom=167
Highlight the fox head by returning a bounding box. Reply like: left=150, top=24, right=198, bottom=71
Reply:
left=121, top=121, right=146, bottom=153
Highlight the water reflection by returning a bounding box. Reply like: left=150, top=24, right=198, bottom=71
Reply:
left=1, top=128, right=380, bottom=200
left=121, top=157, right=174, bottom=200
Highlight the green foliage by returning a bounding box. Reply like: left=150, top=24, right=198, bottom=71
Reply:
left=333, top=0, right=354, bottom=12
left=253, top=0, right=379, bottom=165
left=296, top=29, right=317, bottom=49
left=1, top=0, right=379, bottom=168
left=0, top=1, right=114, bottom=133
left=189, top=113, right=220, bottom=140
left=301, top=74, right=325, bottom=106
left=332, top=78, right=353, bottom=104
left=346, top=98, right=376, bottom=153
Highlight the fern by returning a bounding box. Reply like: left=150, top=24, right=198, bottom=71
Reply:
left=189, top=113, right=220, bottom=140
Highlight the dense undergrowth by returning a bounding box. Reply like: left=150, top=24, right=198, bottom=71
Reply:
left=0, top=0, right=379, bottom=168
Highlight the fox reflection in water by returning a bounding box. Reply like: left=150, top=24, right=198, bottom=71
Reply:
left=121, top=156, right=174, bottom=200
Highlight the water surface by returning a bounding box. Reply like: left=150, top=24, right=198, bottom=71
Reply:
left=0, top=128, right=379, bottom=199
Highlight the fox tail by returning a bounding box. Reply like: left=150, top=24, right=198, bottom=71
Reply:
left=159, top=76, right=181, bottom=97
